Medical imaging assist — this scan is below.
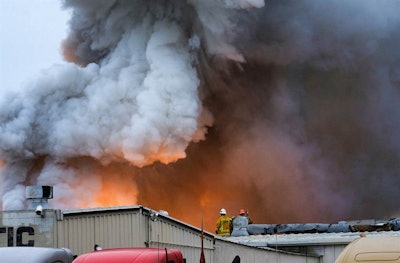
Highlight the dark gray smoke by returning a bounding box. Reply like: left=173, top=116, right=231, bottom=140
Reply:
left=1, top=0, right=400, bottom=231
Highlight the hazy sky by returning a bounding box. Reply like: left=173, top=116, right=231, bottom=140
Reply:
left=0, top=0, right=70, bottom=95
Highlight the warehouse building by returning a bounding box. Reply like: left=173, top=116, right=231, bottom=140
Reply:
left=0, top=205, right=318, bottom=263
left=1, top=186, right=398, bottom=262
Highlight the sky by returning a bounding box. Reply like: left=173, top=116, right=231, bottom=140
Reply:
left=0, top=0, right=70, bottom=95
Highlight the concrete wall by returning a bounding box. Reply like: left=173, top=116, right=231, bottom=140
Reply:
left=0, top=210, right=57, bottom=247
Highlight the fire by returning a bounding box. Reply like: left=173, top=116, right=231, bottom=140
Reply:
left=71, top=164, right=139, bottom=208
left=94, top=174, right=138, bottom=207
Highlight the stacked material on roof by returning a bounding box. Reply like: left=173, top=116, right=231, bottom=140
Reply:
left=246, top=217, right=400, bottom=235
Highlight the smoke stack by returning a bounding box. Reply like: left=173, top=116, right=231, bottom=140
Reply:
left=26, top=186, right=53, bottom=210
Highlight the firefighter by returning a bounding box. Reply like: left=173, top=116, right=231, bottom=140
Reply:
left=231, top=209, right=251, bottom=236
left=216, top=208, right=232, bottom=236
left=233, top=209, right=253, bottom=223
left=243, top=209, right=253, bottom=224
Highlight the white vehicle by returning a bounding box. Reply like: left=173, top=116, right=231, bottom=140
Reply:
left=0, top=247, right=74, bottom=263
left=335, top=236, right=400, bottom=263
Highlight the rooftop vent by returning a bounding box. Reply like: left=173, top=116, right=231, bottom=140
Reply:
left=26, top=185, right=53, bottom=211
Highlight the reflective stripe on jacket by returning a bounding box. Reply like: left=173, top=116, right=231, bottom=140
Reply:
left=216, top=215, right=232, bottom=236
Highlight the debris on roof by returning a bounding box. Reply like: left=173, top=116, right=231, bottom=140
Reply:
left=245, top=217, right=400, bottom=235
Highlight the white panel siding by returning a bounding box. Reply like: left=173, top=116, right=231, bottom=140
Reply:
left=57, top=208, right=146, bottom=255
left=57, top=216, right=95, bottom=256
left=148, top=217, right=214, bottom=263
left=320, top=244, right=347, bottom=263
left=214, top=239, right=320, bottom=263
left=93, top=212, right=141, bottom=248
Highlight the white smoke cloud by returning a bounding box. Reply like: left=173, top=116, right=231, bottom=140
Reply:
left=0, top=0, right=263, bottom=210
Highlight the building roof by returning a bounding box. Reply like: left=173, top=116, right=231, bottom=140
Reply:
left=61, top=205, right=215, bottom=238
left=225, top=231, right=400, bottom=247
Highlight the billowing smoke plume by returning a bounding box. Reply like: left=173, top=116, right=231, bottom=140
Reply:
left=1, top=0, right=400, bottom=232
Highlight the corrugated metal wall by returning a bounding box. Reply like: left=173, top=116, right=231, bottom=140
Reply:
left=148, top=215, right=214, bottom=263
left=56, top=207, right=147, bottom=255
left=55, top=206, right=321, bottom=263
left=1, top=207, right=325, bottom=263
left=214, top=238, right=321, bottom=263
left=55, top=206, right=215, bottom=262
left=57, top=215, right=95, bottom=254
left=319, top=244, right=347, bottom=263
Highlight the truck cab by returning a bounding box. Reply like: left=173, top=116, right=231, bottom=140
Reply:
left=73, top=247, right=185, bottom=263
left=335, top=236, right=400, bottom=263
left=0, top=247, right=74, bottom=263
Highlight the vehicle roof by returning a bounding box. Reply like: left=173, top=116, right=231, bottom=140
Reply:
left=0, top=247, right=74, bottom=263
left=74, top=248, right=183, bottom=263
left=335, top=236, right=400, bottom=263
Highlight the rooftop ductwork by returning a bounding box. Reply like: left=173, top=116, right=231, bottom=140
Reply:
left=26, top=186, right=53, bottom=213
